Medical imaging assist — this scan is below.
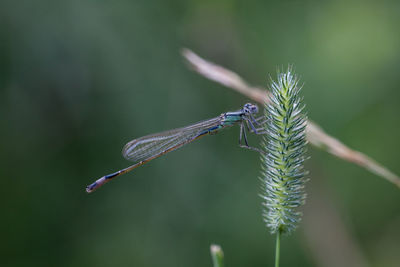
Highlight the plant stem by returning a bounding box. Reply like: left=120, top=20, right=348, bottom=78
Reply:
left=275, top=229, right=281, bottom=267
left=210, top=244, right=224, bottom=267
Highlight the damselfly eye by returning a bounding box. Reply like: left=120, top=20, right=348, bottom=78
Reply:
left=251, top=105, right=259, bottom=113
left=244, top=103, right=258, bottom=114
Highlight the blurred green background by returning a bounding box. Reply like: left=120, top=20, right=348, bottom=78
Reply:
left=1, top=0, right=400, bottom=266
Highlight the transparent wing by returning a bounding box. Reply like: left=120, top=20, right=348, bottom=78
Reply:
left=122, top=116, right=223, bottom=162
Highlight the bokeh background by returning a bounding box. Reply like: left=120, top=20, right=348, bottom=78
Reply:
left=1, top=0, right=400, bottom=266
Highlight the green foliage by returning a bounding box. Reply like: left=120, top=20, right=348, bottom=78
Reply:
left=261, top=68, right=308, bottom=234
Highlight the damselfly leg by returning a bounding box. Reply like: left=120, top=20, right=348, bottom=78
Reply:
left=238, top=120, right=266, bottom=154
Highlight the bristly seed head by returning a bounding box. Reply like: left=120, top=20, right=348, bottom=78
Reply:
left=260, top=67, right=308, bottom=234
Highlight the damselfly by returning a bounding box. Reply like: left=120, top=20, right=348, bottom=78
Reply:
left=86, top=103, right=265, bottom=193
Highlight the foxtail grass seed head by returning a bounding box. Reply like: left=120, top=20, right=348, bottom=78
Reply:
left=260, top=67, right=308, bottom=234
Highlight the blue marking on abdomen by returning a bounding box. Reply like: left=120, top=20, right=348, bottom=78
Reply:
left=198, top=125, right=220, bottom=136
left=105, top=171, right=119, bottom=180
left=208, top=126, right=219, bottom=132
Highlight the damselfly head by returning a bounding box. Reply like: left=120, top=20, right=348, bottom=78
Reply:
left=243, top=103, right=258, bottom=114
